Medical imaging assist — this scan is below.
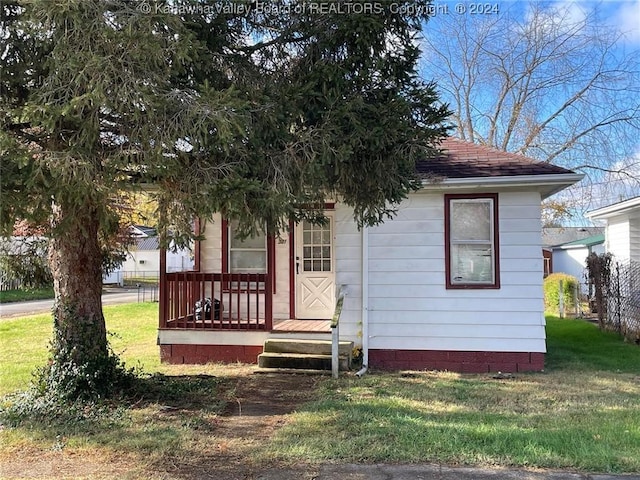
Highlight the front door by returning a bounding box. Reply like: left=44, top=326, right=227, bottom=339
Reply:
left=295, top=213, right=335, bottom=319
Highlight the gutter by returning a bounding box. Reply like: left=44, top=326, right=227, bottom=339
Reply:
left=586, top=196, right=640, bottom=219
left=420, top=173, right=584, bottom=199
left=357, top=225, right=369, bottom=378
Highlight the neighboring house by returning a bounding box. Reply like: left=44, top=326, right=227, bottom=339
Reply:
left=586, top=196, right=640, bottom=262
left=158, top=138, right=583, bottom=373
left=551, top=234, right=605, bottom=293
left=542, top=227, right=603, bottom=249
left=585, top=196, right=640, bottom=340
left=103, top=226, right=193, bottom=285
left=541, top=227, right=604, bottom=289
left=122, top=236, right=193, bottom=276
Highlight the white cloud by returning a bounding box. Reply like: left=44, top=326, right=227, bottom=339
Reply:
left=612, top=1, right=640, bottom=44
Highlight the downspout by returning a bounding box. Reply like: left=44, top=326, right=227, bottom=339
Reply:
left=356, top=225, right=369, bottom=378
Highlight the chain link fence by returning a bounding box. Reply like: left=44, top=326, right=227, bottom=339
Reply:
left=587, top=253, right=640, bottom=343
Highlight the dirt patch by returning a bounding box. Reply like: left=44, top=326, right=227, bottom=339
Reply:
left=0, top=367, right=325, bottom=480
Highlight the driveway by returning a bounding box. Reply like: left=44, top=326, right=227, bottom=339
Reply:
left=0, top=288, right=145, bottom=319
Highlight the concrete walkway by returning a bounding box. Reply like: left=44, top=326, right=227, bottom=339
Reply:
left=257, top=464, right=640, bottom=480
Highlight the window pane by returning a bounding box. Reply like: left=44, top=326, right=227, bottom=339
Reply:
left=451, top=201, right=491, bottom=241
left=322, top=260, right=331, bottom=271
left=451, top=244, right=493, bottom=283
left=229, top=221, right=266, bottom=249
left=230, top=251, right=266, bottom=273
left=303, top=246, right=311, bottom=259
left=312, top=246, right=322, bottom=258
left=304, top=260, right=312, bottom=271
left=313, top=260, right=322, bottom=271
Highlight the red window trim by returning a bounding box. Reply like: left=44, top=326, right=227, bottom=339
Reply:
left=444, top=193, right=500, bottom=290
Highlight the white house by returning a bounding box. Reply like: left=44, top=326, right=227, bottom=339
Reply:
left=549, top=233, right=605, bottom=291
left=158, top=138, right=583, bottom=373
left=586, top=196, right=640, bottom=262
left=103, top=227, right=193, bottom=285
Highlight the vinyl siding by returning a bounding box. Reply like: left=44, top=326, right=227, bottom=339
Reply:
left=334, top=204, right=364, bottom=341
left=630, top=216, right=640, bottom=263
left=335, top=191, right=546, bottom=353
left=605, top=216, right=631, bottom=260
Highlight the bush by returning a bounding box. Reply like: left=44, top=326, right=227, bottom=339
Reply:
left=544, top=273, right=579, bottom=314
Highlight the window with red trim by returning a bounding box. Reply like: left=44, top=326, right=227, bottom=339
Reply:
left=445, top=194, right=500, bottom=289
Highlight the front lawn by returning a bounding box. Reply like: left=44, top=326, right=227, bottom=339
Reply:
left=0, top=287, right=55, bottom=303
left=264, top=317, right=640, bottom=472
left=1, top=312, right=639, bottom=475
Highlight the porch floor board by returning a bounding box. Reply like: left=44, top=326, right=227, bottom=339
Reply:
left=273, top=319, right=331, bottom=333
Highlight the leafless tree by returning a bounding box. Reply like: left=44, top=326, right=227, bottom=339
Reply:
left=421, top=3, right=640, bottom=209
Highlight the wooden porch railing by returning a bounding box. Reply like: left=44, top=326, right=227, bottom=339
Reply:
left=160, top=272, right=272, bottom=330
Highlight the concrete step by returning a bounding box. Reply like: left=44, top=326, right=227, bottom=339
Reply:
left=258, top=352, right=350, bottom=371
left=264, top=338, right=353, bottom=357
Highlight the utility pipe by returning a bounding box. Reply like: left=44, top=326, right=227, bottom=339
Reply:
left=358, top=225, right=369, bottom=377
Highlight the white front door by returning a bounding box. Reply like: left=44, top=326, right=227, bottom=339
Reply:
left=295, top=213, right=335, bottom=319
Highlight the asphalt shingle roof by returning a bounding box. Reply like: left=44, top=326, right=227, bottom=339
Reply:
left=135, top=236, right=160, bottom=251
left=542, top=227, right=604, bottom=248
left=416, top=138, right=575, bottom=179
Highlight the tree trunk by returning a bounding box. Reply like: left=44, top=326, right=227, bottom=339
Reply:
left=48, top=201, right=108, bottom=370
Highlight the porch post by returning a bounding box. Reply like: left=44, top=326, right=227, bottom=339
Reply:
left=265, top=234, right=275, bottom=330
left=159, top=242, right=167, bottom=328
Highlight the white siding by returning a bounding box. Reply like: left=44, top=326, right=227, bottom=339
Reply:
left=334, top=191, right=546, bottom=353
left=334, top=204, right=364, bottom=341
left=200, top=214, right=223, bottom=272
left=552, top=247, right=590, bottom=290
left=194, top=190, right=548, bottom=354
left=605, top=216, right=631, bottom=260
left=630, top=216, right=640, bottom=263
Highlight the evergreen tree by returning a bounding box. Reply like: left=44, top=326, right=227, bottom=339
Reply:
left=1, top=0, right=449, bottom=400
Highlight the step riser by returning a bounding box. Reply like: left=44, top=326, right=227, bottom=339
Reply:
left=264, top=339, right=353, bottom=356
left=258, top=354, right=350, bottom=371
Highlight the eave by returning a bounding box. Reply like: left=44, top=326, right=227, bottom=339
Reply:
left=420, top=173, right=584, bottom=199
left=585, top=196, right=640, bottom=220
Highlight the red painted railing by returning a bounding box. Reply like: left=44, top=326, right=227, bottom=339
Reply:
left=160, top=272, right=273, bottom=330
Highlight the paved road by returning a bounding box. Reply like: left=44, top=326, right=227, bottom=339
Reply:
left=0, top=288, right=146, bottom=319
left=258, top=464, right=640, bottom=480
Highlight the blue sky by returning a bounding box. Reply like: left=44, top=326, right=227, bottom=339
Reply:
left=419, top=0, right=640, bottom=217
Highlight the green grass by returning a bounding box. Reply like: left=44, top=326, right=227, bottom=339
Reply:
left=1, top=312, right=640, bottom=474
left=0, top=287, right=54, bottom=303
left=546, top=316, right=640, bottom=372
left=264, top=317, right=640, bottom=473
left=0, top=303, right=160, bottom=395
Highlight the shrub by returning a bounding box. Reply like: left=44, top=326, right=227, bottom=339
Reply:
left=544, top=273, right=579, bottom=314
